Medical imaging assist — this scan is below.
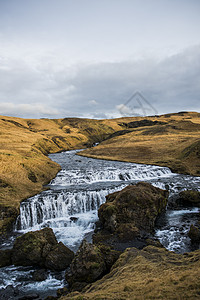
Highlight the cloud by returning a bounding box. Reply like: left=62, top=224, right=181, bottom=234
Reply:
left=0, top=45, right=199, bottom=118
left=89, top=100, right=98, bottom=105
left=0, top=102, right=59, bottom=118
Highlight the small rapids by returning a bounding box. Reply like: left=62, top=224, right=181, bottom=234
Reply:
left=0, top=149, right=200, bottom=299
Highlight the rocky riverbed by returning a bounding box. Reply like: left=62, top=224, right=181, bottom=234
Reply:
left=0, top=149, right=200, bottom=299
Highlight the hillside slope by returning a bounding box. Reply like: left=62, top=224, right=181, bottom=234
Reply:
left=0, top=116, right=121, bottom=236
left=62, top=246, right=200, bottom=300
left=79, top=112, right=200, bottom=176
left=0, top=111, right=199, bottom=236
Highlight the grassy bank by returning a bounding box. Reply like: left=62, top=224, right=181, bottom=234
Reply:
left=0, top=115, right=121, bottom=236
left=62, top=246, right=200, bottom=300
left=0, top=111, right=199, bottom=235
left=79, top=112, right=200, bottom=176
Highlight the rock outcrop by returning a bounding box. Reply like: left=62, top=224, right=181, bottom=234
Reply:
left=0, top=249, right=12, bottom=267
left=188, top=224, right=200, bottom=243
left=66, top=240, right=120, bottom=291
left=11, top=228, right=74, bottom=271
left=178, top=190, right=200, bottom=207
left=93, top=182, right=168, bottom=250
left=62, top=246, right=200, bottom=300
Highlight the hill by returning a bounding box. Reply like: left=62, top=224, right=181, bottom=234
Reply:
left=0, top=115, right=121, bottom=236
left=62, top=245, right=200, bottom=300
left=0, top=111, right=199, bottom=236
left=79, top=111, right=200, bottom=176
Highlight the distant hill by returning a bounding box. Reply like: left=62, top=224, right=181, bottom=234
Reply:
left=79, top=111, right=200, bottom=177
left=0, top=115, right=121, bottom=236
left=0, top=111, right=199, bottom=236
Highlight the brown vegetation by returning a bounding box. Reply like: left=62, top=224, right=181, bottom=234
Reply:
left=62, top=245, right=200, bottom=300
left=0, top=112, right=199, bottom=235
left=0, top=115, right=121, bottom=235
left=79, top=111, right=200, bottom=176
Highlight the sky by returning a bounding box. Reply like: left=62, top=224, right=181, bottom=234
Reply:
left=0, top=0, right=199, bottom=119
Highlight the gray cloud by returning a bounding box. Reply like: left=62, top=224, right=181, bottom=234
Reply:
left=0, top=46, right=199, bottom=118
left=0, top=0, right=199, bottom=118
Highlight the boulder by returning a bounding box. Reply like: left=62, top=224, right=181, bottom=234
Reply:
left=11, top=227, right=74, bottom=270
left=12, top=227, right=57, bottom=267
left=178, top=190, right=200, bottom=207
left=0, top=249, right=12, bottom=267
left=97, top=182, right=168, bottom=240
left=45, top=242, right=74, bottom=271
left=0, top=285, right=19, bottom=299
left=32, top=269, right=47, bottom=281
left=188, top=224, right=200, bottom=243
left=66, top=240, right=106, bottom=288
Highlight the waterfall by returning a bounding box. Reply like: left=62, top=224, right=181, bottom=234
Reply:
left=15, top=185, right=127, bottom=250
left=14, top=149, right=200, bottom=252
left=17, top=187, right=127, bottom=230
left=50, top=164, right=173, bottom=186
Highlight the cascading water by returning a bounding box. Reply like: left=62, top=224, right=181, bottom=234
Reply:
left=14, top=149, right=200, bottom=251
left=1, top=149, right=200, bottom=299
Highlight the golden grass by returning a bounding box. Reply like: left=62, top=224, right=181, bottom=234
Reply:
left=0, top=111, right=199, bottom=235
left=0, top=115, right=119, bottom=235
left=79, top=112, right=200, bottom=176
left=62, top=246, right=200, bottom=300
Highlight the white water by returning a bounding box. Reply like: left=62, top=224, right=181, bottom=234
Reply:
left=16, top=186, right=127, bottom=249
left=1, top=149, right=200, bottom=298
left=50, top=164, right=173, bottom=186
left=155, top=208, right=200, bottom=253
left=15, top=149, right=200, bottom=251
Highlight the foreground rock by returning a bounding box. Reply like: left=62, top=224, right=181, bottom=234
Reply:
left=66, top=240, right=120, bottom=291
left=11, top=227, right=74, bottom=270
left=0, top=249, right=12, bottom=267
left=62, top=246, right=200, bottom=300
left=178, top=190, right=200, bottom=207
left=93, top=182, right=168, bottom=250
left=188, top=224, right=200, bottom=243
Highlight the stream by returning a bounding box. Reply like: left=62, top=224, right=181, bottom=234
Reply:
left=0, top=149, right=200, bottom=299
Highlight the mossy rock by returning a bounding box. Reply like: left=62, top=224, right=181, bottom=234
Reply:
left=0, top=249, right=12, bottom=267
left=188, top=224, right=200, bottom=243
left=178, top=190, right=200, bottom=207
left=45, top=242, right=74, bottom=271
left=66, top=240, right=106, bottom=286
left=11, top=227, right=74, bottom=270
left=98, top=182, right=168, bottom=239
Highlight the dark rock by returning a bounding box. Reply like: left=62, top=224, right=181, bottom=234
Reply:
left=11, top=228, right=74, bottom=270
left=0, top=285, right=19, bottom=299
left=45, top=242, right=74, bottom=271
left=70, top=217, right=78, bottom=222
left=0, top=249, right=12, bottom=267
left=97, top=244, right=120, bottom=271
left=12, top=228, right=57, bottom=267
left=178, top=190, right=200, bottom=207
left=70, top=281, right=88, bottom=292
left=32, top=268, right=47, bottom=281
left=66, top=240, right=106, bottom=287
left=145, top=238, right=164, bottom=248
left=93, top=182, right=168, bottom=251
left=18, top=294, right=39, bottom=299
left=119, top=119, right=166, bottom=129
left=188, top=224, right=200, bottom=243
left=57, top=287, right=69, bottom=297
left=98, top=182, right=168, bottom=237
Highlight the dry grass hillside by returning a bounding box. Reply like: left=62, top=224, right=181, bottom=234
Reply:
left=79, top=111, right=200, bottom=176
left=0, top=111, right=199, bottom=236
left=0, top=115, right=121, bottom=235
left=62, top=245, right=200, bottom=300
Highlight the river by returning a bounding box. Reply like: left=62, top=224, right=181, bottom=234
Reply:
left=0, top=149, right=200, bottom=299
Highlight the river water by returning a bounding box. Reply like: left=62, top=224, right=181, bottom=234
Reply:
left=0, top=149, right=200, bottom=299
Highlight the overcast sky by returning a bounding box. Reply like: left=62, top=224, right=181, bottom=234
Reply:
left=0, top=0, right=199, bottom=119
